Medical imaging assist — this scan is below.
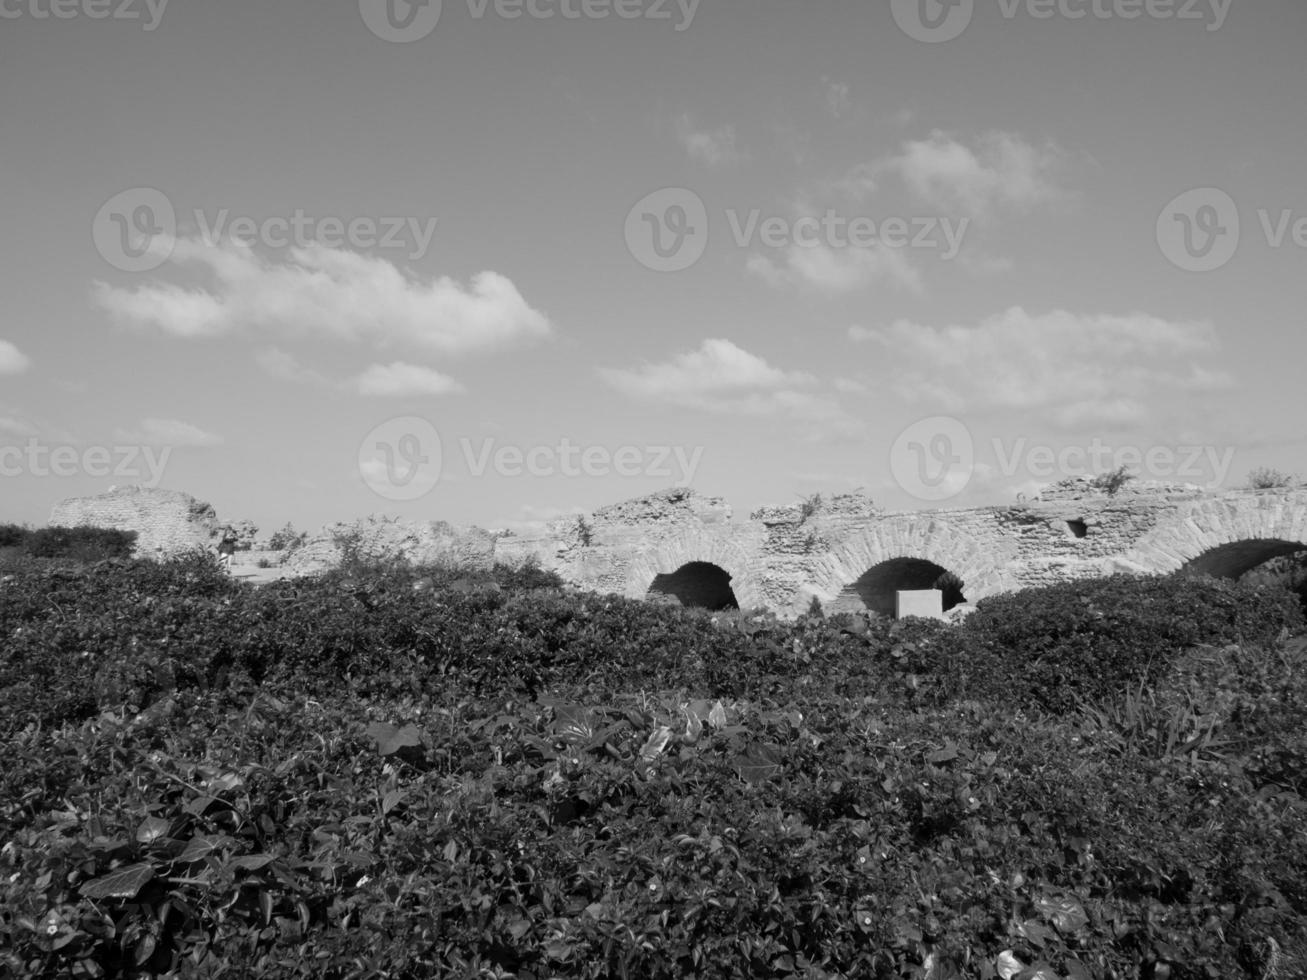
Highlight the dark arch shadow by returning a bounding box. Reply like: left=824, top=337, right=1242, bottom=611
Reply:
left=647, top=562, right=740, bottom=611
left=832, top=557, right=967, bottom=618
left=1177, top=539, right=1307, bottom=579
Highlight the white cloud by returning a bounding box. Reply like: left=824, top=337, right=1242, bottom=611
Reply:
left=747, top=242, right=923, bottom=294
left=602, top=338, right=808, bottom=400
left=255, top=347, right=329, bottom=385
left=824, top=163, right=879, bottom=202
left=675, top=114, right=748, bottom=168
left=880, top=130, right=1066, bottom=216
left=853, top=307, right=1232, bottom=430
left=93, top=237, right=552, bottom=355
left=0, top=340, right=31, bottom=374
left=114, top=418, right=223, bottom=447
left=599, top=338, right=853, bottom=428
left=355, top=361, right=464, bottom=397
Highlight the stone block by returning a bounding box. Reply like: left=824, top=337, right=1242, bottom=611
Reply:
left=896, top=590, right=945, bottom=621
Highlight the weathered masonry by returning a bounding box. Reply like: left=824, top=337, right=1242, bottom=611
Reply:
left=51, top=479, right=1307, bottom=618
left=494, top=480, right=1307, bottom=617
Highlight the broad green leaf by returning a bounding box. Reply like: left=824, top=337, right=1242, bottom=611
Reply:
left=996, top=950, right=1024, bottom=980
left=1035, top=893, right=1089, bottom=933
left=1018, top=918, right=1056, bottom=948
left=734, top=743, right=783, bottom=783
left=365, top=722, right=422, bottom=757
left=640, top=726, right=672, bottom=762
left=927, top=743, right=960, bottom=764
left=80, top=862, right=154, bottom=900
left=135, top=817, right=171, bottom=845
left=685, top=699, right=714, bottom=721
left=176, top=835, right=234, bottom=864
left=227, top=854, right=276, bottom=871
left=205, top=771, right=243, bottom=793
left=552, top=703, right=594, bottom=741
left=134, top=934, right=156, bottom=966
left=184, top=795, right=223, bottom=816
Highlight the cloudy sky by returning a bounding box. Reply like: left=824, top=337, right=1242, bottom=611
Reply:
left=2, top=0, right=1304, bottom=533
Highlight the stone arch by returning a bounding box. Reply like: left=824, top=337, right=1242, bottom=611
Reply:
left=648, top=562, right=739, bottom=610
left=1120, top=490, right=1307, bottom=578
left=623, top=531, right=764, bottom=611
left=832, top=557, right=968, bottom=618
left=811, top=515, right=1020, bottom=616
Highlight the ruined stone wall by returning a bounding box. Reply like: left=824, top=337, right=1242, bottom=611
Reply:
left=44, top=481, right=1307, bottom=618
left=48, top=486, right=221, bottom=558
left=520, top=482, right=1307, bottom=617
left=284, top=516, right=497, bottom=576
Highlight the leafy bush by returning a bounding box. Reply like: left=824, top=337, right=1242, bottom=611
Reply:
left=22, top=526, right=138, bottom=562
left=0, top=523, right=29, bottom=548
left=1, top=556, right=1305, bottom=978
left=265, top=523, right=308, bottom=551
left=956, top=574, right=1303, bottom=711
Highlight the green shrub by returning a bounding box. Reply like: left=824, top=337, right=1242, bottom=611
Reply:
left=1246, top=466, right=1297, bottom=490
left=957, top=574, right=1304, bottom=711
left=2, top=560, right=1306, bottom=978
left=1091, top=465, right=1135, bottom=495
left=265, top=523, right=308, bottom=551
left=22, top=526, right=138, bottom=562
left=0, top=523, right=29, bottom=548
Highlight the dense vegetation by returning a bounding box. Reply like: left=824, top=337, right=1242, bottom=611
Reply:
left=1, top=552, right=1305, bottom=978
left=0, top=525, right=137, bottom=565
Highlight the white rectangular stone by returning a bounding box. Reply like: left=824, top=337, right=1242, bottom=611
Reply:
left=896, top=590, right=946, bottom=621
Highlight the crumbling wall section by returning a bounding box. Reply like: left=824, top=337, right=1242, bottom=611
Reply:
left=49, top=486, right=221, bottom=558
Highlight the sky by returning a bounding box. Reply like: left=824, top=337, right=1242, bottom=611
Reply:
left=1, top=0, right=1305, bottom=535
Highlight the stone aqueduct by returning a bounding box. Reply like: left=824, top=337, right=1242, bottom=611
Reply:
left=49, top=479, right=1307, bottom=617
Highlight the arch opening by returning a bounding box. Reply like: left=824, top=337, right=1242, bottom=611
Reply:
left=647, top=562, right=740, bottom=611
left=1177, top=539, right=1307, bottom=580
left=832, top=558, right=968, bottom=618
